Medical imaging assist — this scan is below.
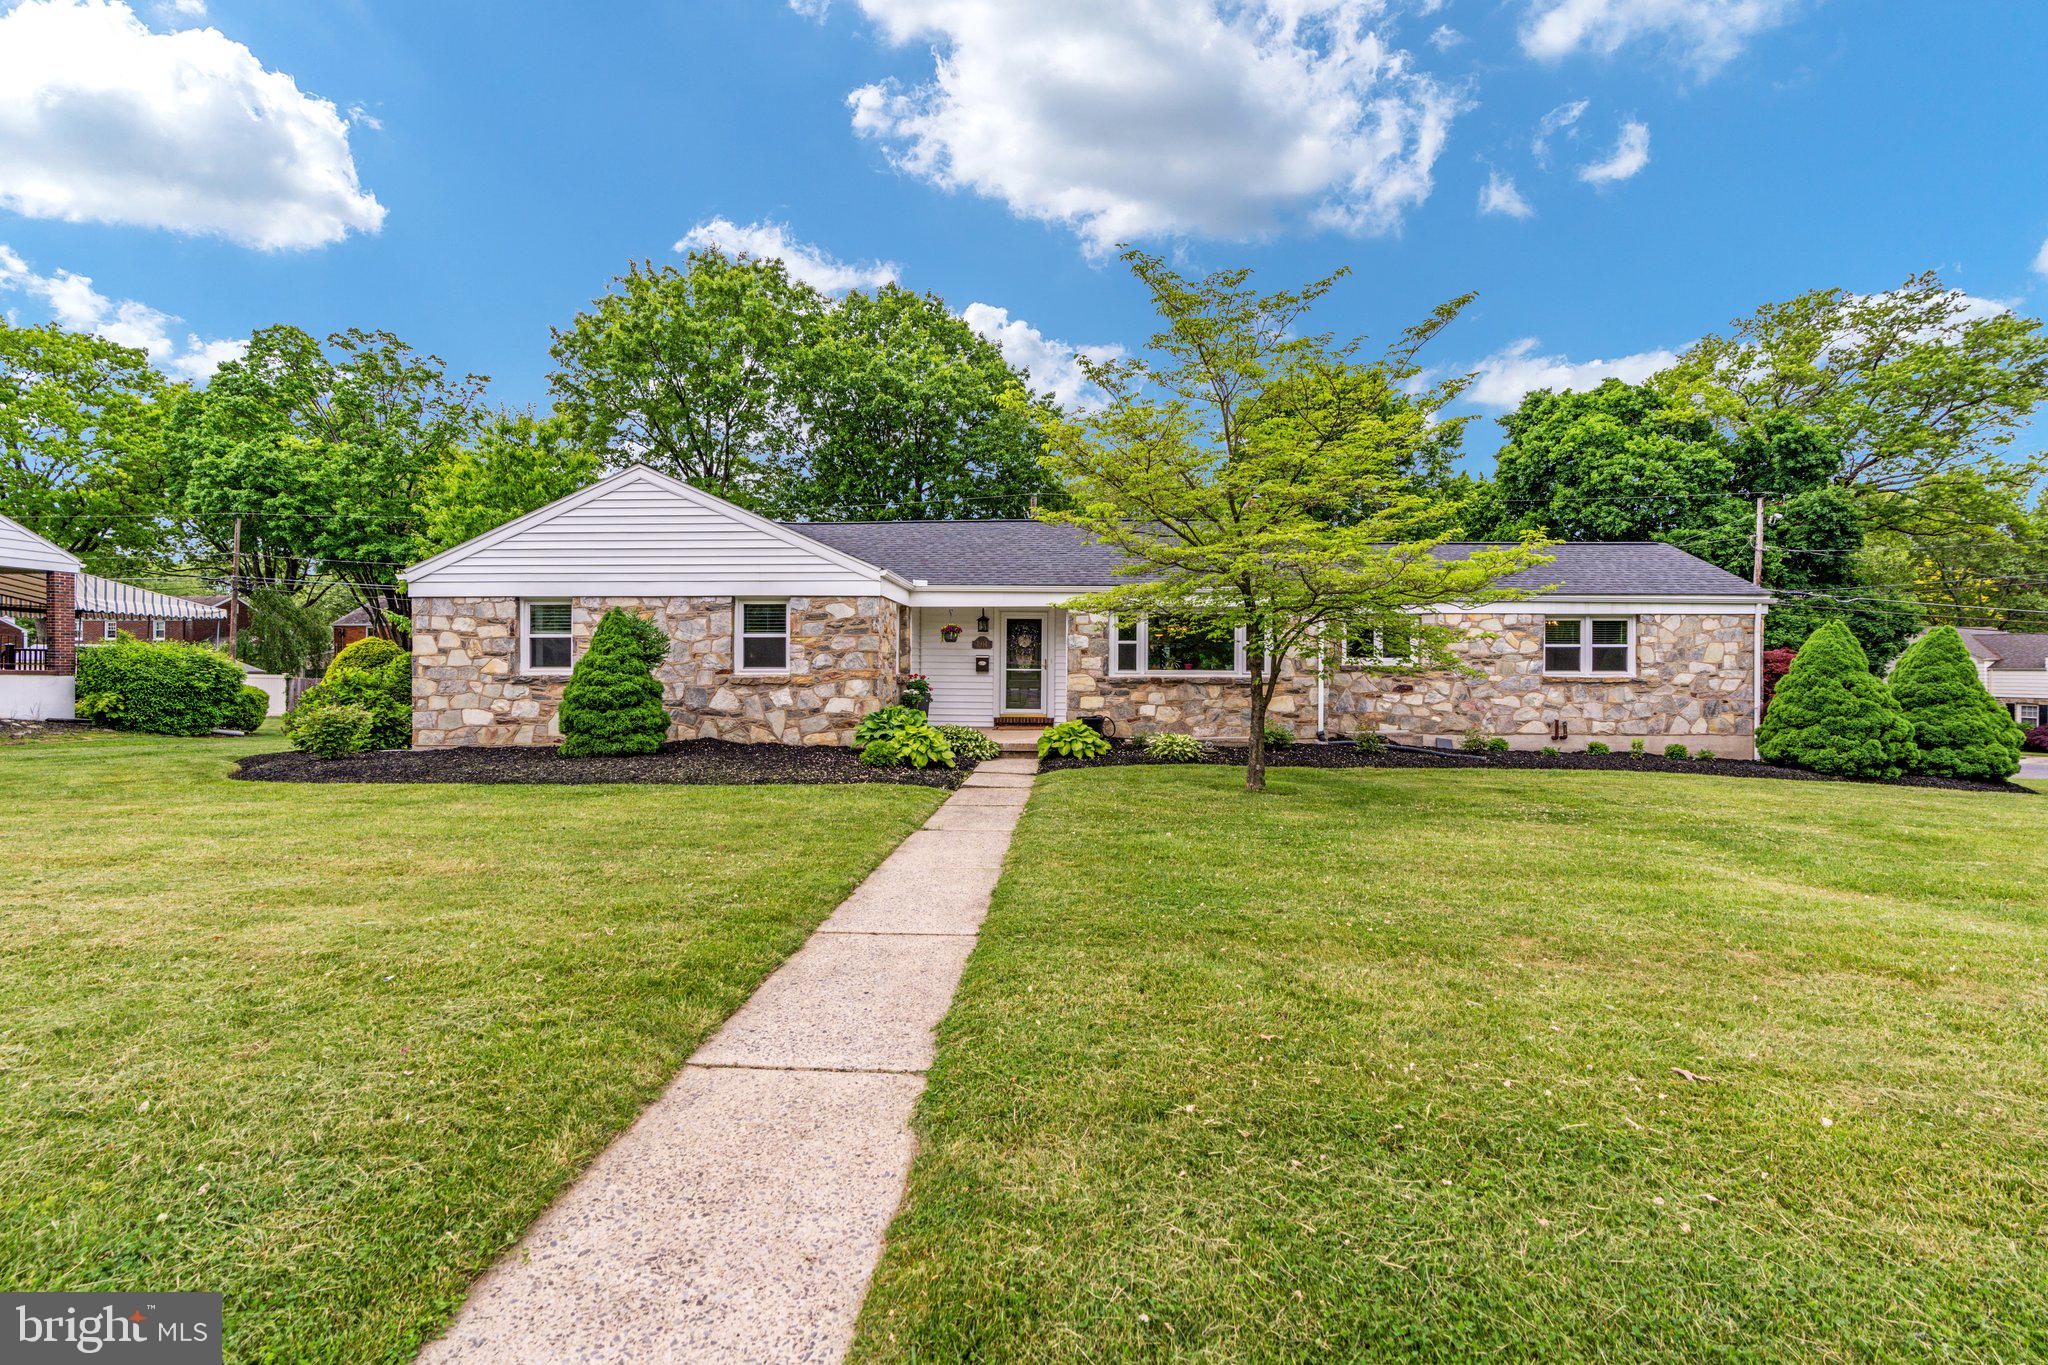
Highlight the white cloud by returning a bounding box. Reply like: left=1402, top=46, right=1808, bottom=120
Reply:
left=0, top=0, right=384, bottom=250
left=1428, top=24, right=1464, bottom=50
left=1477, top=170, right=1535, bottom=219
left=1577, top=118, right=1651, bottom=183
left=2034, top=238, right=2048, bottom=281
left=676, top=217, right=899, bottom=294
left=825, top=0, right=1463, bottom=252
left=1465, top=336, right=1679, bottom=408
left=1531, top=98, right=1588, bottom=167
left=147, top=0, right=204, bottom=21
left=1520, top=0, right=1797, bottom=71
left=960, top=302, right=1123, bottom=410
left=0, top=244, right=245, bottom=380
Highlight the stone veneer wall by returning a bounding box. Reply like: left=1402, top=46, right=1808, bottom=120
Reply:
left=1063, top=609, right=1758, bottom=753
left=412, top=595, right=900, bottom=748
left=1325, top=611, right=1759, bottom=753
left=1066, top=612, right=1318, bottom=740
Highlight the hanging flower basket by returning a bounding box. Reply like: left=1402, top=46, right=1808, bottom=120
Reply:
left=939, top=623, right=963, bottom=643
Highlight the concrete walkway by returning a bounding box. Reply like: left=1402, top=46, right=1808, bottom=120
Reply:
left=416, top=756, right=1039, bottom=1365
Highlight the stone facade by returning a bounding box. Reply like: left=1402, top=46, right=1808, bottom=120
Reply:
left=1064, top=609, right=1758, bottom=754
left=412, top=595, right=900, bottom=748
left=1325, top=611, right=1759, bottom=753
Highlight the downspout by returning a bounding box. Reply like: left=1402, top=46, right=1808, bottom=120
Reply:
left=1315, top=626, right=1327, bottom=741
left=1751, top=604, right=1764, bottom=759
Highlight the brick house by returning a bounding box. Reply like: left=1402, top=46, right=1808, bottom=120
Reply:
left=403, top=465, right=1772, bottom=755
left=332, top=605, right=407, bottom=655
left=0, top=511, right=80, bottom=720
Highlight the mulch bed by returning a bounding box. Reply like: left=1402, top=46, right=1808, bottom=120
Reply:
left=234, top=738, right=976, bottom=789
left=1040, top=739, right=2033, bottom=794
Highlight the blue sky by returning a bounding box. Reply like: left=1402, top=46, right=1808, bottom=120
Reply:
left=3, top=0, right=2046, bottom=467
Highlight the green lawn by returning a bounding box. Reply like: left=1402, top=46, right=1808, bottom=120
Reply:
left=856, top=767, right=2048, bottom=1361
left=0, top=733, right=944, bottom=1363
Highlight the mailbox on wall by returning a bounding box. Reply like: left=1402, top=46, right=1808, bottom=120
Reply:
left=974, top=656, right=991, bottom=674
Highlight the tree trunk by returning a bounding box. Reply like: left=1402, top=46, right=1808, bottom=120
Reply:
left=1246, top=679, right=1268, bottom=793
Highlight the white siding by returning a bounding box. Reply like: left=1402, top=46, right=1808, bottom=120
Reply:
left=1048, top=609, right=1068, bottom=721
left=408, top=471, right=886, bottom=597
left=1987, top=669, right=2048, bottom=701
left=0, top=512, right=80, bottom=573
left=919, top=608, right=996, bottom=725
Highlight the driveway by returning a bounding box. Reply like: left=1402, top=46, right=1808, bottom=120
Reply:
left=2019, top=755, right=2048, bottom=784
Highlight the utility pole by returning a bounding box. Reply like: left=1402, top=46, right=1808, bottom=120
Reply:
left=227, top=515, right=243, bottom=661
left=1751, top=496, right=1765, bottom=587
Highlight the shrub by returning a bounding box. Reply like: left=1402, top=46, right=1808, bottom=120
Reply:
left=1261, top=723, right=1295, bottom=749
left=1352, top=731, right=1389, bottom=755
left=1628, top=739, right=1646, bottom=758
left=294, top=655, right=409, bottom=749
left=1140, top=731, right=1207, bottom=762
left=1539, top=745, right=1560, bottom=758
left=2026, top=724, right=2048, bottom=754
left=1887, top=625, right=2024, bottom=781
left=934, top=724, right=1000, bottom=762
left=860, top=722, right=956, bottom=769
left=230, top=685, right=270, bottom=734
left=1459, top=730, right=1491, bottom=753
left=854, top=705, right=929, bottom=746
left=1756, top=621, right=1914, bottom=779
left=1038, top=719, right=1110, bottom=760
left=610, top=611, right=670, bottom=669
left=559, top=608, right=672, bottom=757
left=1485, top=737, right=1510, bottom=754
left=289, top=704, right=373, bottom=758
left=1584, top=741, right=1612, bottom=755
left=76, top=637, right=244, bottom=736
left=325, top=635, right=405, bottom=682
left=1695, top=747, right=1717, bottom=761
left=1664, top=743, right=1692, bottom=760
left=1759, top=646, right=1797, bottom=714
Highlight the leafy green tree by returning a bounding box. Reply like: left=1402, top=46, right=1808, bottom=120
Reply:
left=1859, top=473, right=2048, bottom=630
left=559, top=608, right=671, bottom=757
left=0, top=321, right=175, bottom=572
left=1886, top=625, right=2023, bottom=780
left=772, top=285, right=1062, bottom=519
left=549, top=253, right=823, bottom=502
left=1661, top=273, right=2048, bottom=499
left=1042, top=251, right=1546, bottom=792
left=238, top=587, right=331, bottom=676
left=170, top=325, right=485, bottom=630
left=1755, top=621, right=1914, bottom=778
left=419, top=412, right=601, bottom=554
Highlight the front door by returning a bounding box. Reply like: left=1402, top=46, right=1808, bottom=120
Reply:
left=1002, top=615, right=1045, bottom=714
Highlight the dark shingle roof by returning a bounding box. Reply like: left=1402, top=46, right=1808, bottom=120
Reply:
left=783, top=521, right=1765, bottom=598
left=1958, top=628, right=2048, bottom=670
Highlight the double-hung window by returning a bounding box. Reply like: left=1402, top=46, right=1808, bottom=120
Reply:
left=1543, top=617, right=1633, bottom=676
left=1110, top=614, right=1245, bottom=675
left=736, top=600, right=789, bottom=673
left=1343, top=619, right=1413, bottom=665
left=2019, top=703, right=2042, bottom=728
left=151, top=619, right=167, bottom=642
left=101, top=620, right=117, bottom=642
left=524, top=600, right=574, bottom=672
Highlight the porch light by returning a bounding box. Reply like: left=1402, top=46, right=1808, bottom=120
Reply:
left=976, top=612, right=990, bottom=634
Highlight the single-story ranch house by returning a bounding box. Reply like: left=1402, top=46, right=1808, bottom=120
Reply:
left=1951, top=627, right=2048, bottom=731
left=404, top=466, right=1773, bottom=755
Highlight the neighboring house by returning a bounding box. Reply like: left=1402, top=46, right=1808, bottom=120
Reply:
left=73, top=577, right=228, bottom=647
left=332, top=605, right=407, bottom=654
left=169, top=593, right=251, bottom=648
left=1950, top=628, right=2048, bottom=731
left=406, top=466, right=1772, bottom=755
left=0, top=511, right=81, bottom=720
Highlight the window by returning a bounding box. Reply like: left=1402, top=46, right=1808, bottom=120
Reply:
left=1343, top=619, right=1413, bottom=664
left=524, top=600, right=573, bottom=672
left=1109, top=614, right=1245, bottom=675
left=1544, top=617, right=1633, bottom=675
left=151, top=619, right=166, bottom=642
left=2020, top=704, right=2042, bottom=728
left=736, top=600, right=789, bottom=672
left=101, top=620, right=117, bottom=642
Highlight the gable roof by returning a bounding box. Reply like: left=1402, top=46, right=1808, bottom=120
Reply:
left=0, top=510, right=83, bottom=573
left=783, top=522, right=1766, bottom=598
left=1956, top=628, right=2048, bottom=670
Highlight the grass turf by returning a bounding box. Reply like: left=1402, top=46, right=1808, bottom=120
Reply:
left=0, top=732, right=944, bottom=1362
left=855, top=766, right=2048, bottom=1361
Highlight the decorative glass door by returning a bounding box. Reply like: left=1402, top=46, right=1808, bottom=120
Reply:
left=1003, top=616, right=1045, bottom=712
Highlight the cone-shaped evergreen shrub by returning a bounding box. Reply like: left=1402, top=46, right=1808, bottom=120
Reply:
left=1888, top=625, right=2024, bottom=780
left=1756, top=621, right=1914, bottom=778
left=559, top=609, right=671, bottom=757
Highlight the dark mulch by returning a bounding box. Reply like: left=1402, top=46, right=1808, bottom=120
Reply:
left=1040, top=740, right=2033, bottom=794
left=234, top=738, right=975, bottom=789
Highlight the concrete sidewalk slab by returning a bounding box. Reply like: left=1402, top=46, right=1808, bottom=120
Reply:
left=972, top=757, right=1041, bottom=774
left=941, top=784, right=1032, bottom=807
left=415, top=1066, right=921, bottom=1365
left=820, top=864, right=1002, bottom=936
left=924, top=802, right=1024, bottom=832
left=960, top=771, right=1036, bottom=788
left=690, top=931, right=976, bottom=1073
left=892, top=828, right=1014, bottom=869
